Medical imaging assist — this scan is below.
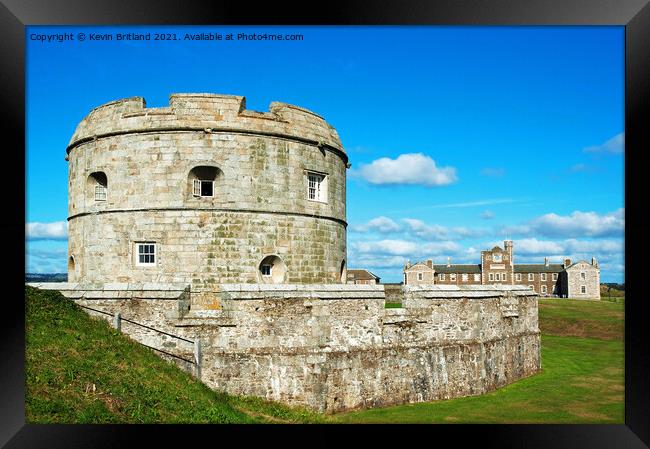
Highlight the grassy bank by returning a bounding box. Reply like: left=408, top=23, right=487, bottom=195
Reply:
left=25, top=286, right=321, bottom=424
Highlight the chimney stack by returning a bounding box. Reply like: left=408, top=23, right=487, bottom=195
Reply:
left=592, top=257, right=598, bottom=267
left=447, top=257, right=451, bottom=267
left=564, top=258, right=571, bottom=267
left=544, top=257, right=549, bottom=267
left=426, top=259, right=433, bottom=268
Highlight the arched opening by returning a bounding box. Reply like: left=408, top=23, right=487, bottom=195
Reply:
left=340, top=259, right=347, bottom=283
left=258, top=255, right=286, bottom=284
left=87, top=172, right=107, bottom=202
left=188, top=166, right=220, bottom=198
left=68, top=255, right=76, bottom=281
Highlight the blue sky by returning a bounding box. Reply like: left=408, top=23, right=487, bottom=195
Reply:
left=25, top=26, right=624, bottom=282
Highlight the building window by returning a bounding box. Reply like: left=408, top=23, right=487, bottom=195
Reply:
left=136, top=243, right=156, bottom=266
left=189, top=166, right=220, bottom=198
left=553, top=285, right=557, bottom=294
left=493, top=253, right=502, bottom=262
left=580, top=272, right=586, bottom=280
left=529, top=285, right=535, bottom=292
left=581, top=285, right=586, bottom=294
left=88, top=172, right=108, bottom=202
left=528, top=273, right=534, bottom=281
left=439, top=273, right=445, bottom=281
left=474, top=274, right=480, bottom=282
left=495, top=273, right=500, bottom=281
left=489, top=273, right=494, bottom=281
left=541, top=285, right=547, bottom=294
left=516, top=273, right=522, bottom=281
left=259, top=255, right=286, bottom=284
left=307, top=171, right=327, bottom=202
left=541, top=273, right=547, bottom=281
left=417, top=272, right=423, bottom=281
left=502, top=273, right=507, bottom=282
left=462, top=273, right=468, bottom=282
left=450, top=273, right=456, bottom=281
left=552, top=273, right=558, bottom=281
left=261, top=264, right=272, bottom=276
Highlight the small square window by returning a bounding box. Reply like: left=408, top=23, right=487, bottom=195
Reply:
left=95, top=184, right=107, bottom=201
left=307, top=172, right=327, bottom=202
left=261, top=264, right=272, bottom=276
left=136, top=243, right=156, bottom=266
left=193, top=179, right=214, bottom=197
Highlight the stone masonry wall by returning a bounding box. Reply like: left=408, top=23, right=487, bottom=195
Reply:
left=34, top=283, right=541, bottom=413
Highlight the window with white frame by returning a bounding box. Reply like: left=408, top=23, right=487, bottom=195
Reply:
left=502, top=273, right=507, bottom=282
left=89, top=172, right=108, bottom=202
left=581, top=285, right=586, bottom=294
left=528, top=273, right=534, bottom=281
left=552, top=273, right=558, bottom=281
left=516, top=273, right=522, bottom=281
left=193, top=179, right=214, bottom=197
left=495, top=273, right=500, bottom=281
left=307, top=171, right=327, bottom=202
left=261, top=264, right=272, bottom=277
left=580, top=272, right=586, bottom=280
left=541, top=285, right=547, bottom=294
left=450, top=273, right=456, bottom=281
left=489, top=273, right=494, bottom=281
left=541, top=273, right=547, bottom=281
left=462, top=273, right=468, bottom=282
left=529, top=285, right=535, bottom=292
left=135, top=242, right=156, bottom=266
left=439, top=273, right=445, bottom=281
left=474, top=274, right=480, bottom=282
left=189, top=166, right=219, bottom=198
left=417, top=272, right=423, bottom=281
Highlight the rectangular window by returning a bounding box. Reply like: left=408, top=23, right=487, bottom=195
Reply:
left=193, top=179, right=214, bottom=197
left=450, top=273, right=456, bottom=281
left=417, top=272, right=423, bottom=281
left=552, top=273, right=558, bottom=281
left=541, top=273, right=547, bottom=281
left=502, top=273, right=507, bottom=282
left=307, top=172, right=327, bottom=202
left=516, top=273, right=522, bottom=281
left=474, top=274, right=480, bottom=282
left=495, top=273, right=500, bottom=281
left=94, top=185, right=107, bottom=201
left=528, top=273, right=534, bottom=281
left=462, top=273, right=468, bottom=282
left=529, top=285, right=535, bottom=292
left=439, top=273, right=445, bottom=281
left=553, top=285, right=557, bottom=294
left=136, top=243, right=156, bottom=266
left=489, top=273, right=494, bottom=281
left=541, top=285, right=547, bottom=294
left=581, top=285, right=586, bottom=294
left=261, top=264, right=272, bottom=276
left=580, top=272, right=586, bottom=280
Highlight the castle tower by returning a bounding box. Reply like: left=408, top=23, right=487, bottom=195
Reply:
left=66, top=93, right=348, bottom=288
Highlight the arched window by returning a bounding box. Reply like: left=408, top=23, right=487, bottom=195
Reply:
left=258, top=255, right=286, bottom=284
left=68, top=255, right=76, bottom=281
left=88, top=172, right=107, bottom=202
left=340, top=260, right=347, bottom=283
left=188, top=166, right=220, bottom=198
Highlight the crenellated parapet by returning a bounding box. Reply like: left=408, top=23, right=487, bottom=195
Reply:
left=66, top=93, right=345, bottom=160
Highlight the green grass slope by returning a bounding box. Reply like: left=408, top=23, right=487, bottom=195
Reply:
left=25, top=286, right=321, bottom=424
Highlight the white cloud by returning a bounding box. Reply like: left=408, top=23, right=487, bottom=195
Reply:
left=351, top=153, right=457, bottom=187
left=351, top=216, right=401, bottom=233
left=26, top=221, right=68, bottom=240
left=401, top=218, right=487, bottom=241
left=480, top=167, right=505, bottom=177
left=350, top=239, right=461, bottom=258
left=583, top=132, right=624, bottom=154
left=502, top=209, right=624, bottom=238
left=481, top=210, right=495, bottom=219
left=506, top=238, right=623, bottom=257
left=25, top=246, right=68, bottom=273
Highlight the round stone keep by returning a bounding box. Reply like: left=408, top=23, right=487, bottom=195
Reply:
left=66, top=93, right=348, bottom=288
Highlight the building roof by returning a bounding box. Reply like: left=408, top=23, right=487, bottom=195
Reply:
left=432, top=264, right=482, bottom=274
left=513, top=264, right=564, bottom=273
left=347, top=269, right=380, bottom=281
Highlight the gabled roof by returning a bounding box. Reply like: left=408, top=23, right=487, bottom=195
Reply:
left=564, top=260, right=598, bottom=270
left=491, top=246, right=503, bottom=252
left=347, top=269, right=380, bottom=281
left=432, top=264, right=482, bottom=274
left=513, top=264, right=564, bottom=273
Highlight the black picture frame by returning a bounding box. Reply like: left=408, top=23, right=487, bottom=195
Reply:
left=4, top=1, right=648, bottom=447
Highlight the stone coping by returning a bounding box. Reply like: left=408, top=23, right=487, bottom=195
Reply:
left=26, top=282, right=189, bottom=291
